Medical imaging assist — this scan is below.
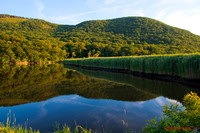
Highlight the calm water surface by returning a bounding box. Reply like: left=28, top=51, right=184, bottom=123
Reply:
left=0, top=64, right=199, bottom=132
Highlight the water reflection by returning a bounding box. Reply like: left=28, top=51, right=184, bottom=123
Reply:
left=0, top=64, right=199, bottom=132
left=0, top=64, right=159, bottom=106
left=0, top=95, right=178, bottom=133
left=65, top=65, right=200, bottom=102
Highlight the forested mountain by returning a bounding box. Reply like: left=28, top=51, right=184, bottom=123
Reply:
left=0, top=14, right=200, bottom=63
left=0, top=14, right=68, bottom=63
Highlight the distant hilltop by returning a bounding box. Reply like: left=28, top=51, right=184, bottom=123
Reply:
left=0, top=14, right=27, bottom=19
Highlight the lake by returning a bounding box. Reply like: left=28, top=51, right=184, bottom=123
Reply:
left=0, top=64, right=199, bottom=132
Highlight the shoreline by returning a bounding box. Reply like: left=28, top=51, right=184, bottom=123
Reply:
left=64, top=63, right=200, bottom=88
left=1, top=61, right=58, bottom=65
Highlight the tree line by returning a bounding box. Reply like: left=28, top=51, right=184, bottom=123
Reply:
left=0, top=15, right=200, bottom=63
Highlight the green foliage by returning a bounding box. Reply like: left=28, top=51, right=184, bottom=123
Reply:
left=59, top=17, right=200, bottom=58
left=183, top=92, right=200, bottom=127
left=63, top=54, right=200, bottom=79
left=1, top=14, right=200, bottom=63
left=143, top=92, right=200, bottom=133
left=0, top=14, right=67, bottom=63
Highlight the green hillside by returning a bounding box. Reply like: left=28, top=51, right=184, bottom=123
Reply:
left=0, top=15, right=66, bottom=63
left=0, top=14, right=200, bottom=63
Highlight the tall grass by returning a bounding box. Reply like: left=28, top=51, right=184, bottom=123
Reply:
left=63, top=54, right=200, bottom=79
left=0, top=110, right=97, bottom=133
left=0, top=122, right=97, bottom=133
left=0, top=124, right=97, bottom=133
left=0, top=111, right=133, bottom=133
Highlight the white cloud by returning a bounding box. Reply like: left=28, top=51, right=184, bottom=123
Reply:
left=155, top=8, right=168, bottom=20
left=155, top=97, right=166, bottom=106
left=150, top=0, right=200, bottom=35
left=165, top=98, right=182, bottom=105
left=34, top=0, right=45, bottom=18
left=162, top=11, right=200, bottom=35
left=49, top=10, right=100, bottom=24
left=49, top=6, right=123, bottom=24
left=157, top=0, right=198, bottom=5
left=51, top=95, right=79, bottom=103
left=104, top=0, right=116, bottom=5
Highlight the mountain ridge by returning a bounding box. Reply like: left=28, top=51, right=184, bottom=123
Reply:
left=0, top=14, right=200, bottom=63
left=1, top=14, right=198, bottom=35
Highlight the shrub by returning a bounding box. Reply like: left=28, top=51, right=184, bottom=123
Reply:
left=143, top=92, right=200, bottom=133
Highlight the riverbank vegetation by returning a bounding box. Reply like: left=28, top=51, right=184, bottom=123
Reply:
left=143, top=92, right=200, bottom=132
left=0, top=121, right=95, bottom=133
left=0, top=124, right=98, bottom=133
left=63, top=54, right=200, bottom=80
left=1, top=14, right=200, bottom=64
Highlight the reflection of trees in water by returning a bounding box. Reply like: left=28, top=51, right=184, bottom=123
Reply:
left=1, top=63, right=199, bottom=107
left=65, top=65, right=200, bottom=102
left=0, top=64, right=68, bottom=106
left=0, top=64, right=157, bottom=106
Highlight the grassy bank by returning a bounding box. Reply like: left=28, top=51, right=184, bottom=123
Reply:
left=63, top=54, right=200, bottom=80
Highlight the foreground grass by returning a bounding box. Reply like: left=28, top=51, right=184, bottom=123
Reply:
left=0, top=124, right=97, bottom=133
left=63, top=53, right=200, bottom=79
left=0, top=116, right=97, bottom=133
left=0, top=126, right=39, bottom=133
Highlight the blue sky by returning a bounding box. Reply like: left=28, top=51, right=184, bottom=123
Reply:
left=1, top=0, right=200, bottom=35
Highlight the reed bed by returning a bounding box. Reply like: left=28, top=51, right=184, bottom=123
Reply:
left=63, top=54, right=200, bottom=79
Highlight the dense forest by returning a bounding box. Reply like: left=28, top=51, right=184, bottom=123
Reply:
left=0, top=14, right=200, bottom=63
